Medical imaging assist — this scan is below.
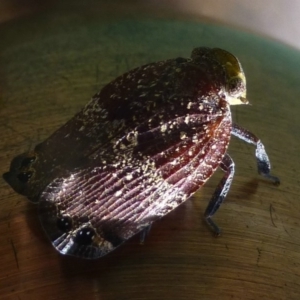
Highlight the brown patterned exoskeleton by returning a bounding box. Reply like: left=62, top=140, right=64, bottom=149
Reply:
left=3, top=47, right=280, bottom=259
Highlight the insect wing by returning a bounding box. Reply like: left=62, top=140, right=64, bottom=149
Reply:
left=38, top=103, right=231, bottom=258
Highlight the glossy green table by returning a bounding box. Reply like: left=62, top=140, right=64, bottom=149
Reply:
left=0, top=2, right=299, bottom=299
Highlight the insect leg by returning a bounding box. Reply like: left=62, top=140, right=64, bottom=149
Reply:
left=232, top=123, right=280, bottom=185
left=204, top=153, right=234, bottom=235
left=139, top=224, right=152, bottom=244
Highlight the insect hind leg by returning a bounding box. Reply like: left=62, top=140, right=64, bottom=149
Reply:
left=204, top=153, right=234, bottom=235
left=139, top=224, right=152, bottom=244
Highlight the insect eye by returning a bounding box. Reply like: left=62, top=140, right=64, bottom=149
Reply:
left=227, top=77, right=245, bottom=96
left=21, top=157, right=36, bottom=168
left=56, top=216, right=73, bottom=232
left=74, top=227, right=95, bottom=245
left=17, top=171, right=33, bottom=183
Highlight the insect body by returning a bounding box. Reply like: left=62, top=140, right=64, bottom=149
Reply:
left=3, top=47, right=279, bottom=259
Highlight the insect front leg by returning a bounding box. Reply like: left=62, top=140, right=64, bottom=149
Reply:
left=204, top=153, right=234, bottom=235
left=232, top=123, right=280, bottom=185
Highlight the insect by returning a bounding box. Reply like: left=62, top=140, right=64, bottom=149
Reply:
left=3, top=47, right=279, bottom=259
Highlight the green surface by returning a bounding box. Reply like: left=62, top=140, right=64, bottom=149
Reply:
left=1, top=16, right=299, bottom=186
left=1, top=16, right=299, bottom=129
left=0, top=7, right=300, bottom=300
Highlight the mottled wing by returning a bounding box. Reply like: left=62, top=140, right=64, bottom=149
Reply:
left=39, top=102, right=231, bottom=258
